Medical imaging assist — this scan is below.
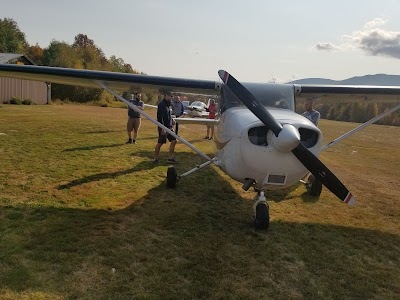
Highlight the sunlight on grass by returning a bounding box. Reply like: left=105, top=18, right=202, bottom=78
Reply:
left=0, top=104, right=399, bottom=299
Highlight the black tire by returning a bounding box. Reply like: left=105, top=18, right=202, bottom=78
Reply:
left=166, top=166, right=177, bottom=188
left=254, top=202, right=270, bottom=230
left=307, top=174, right=322, bottom=197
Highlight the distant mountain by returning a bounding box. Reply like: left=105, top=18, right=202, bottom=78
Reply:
left=288, top=74, right=400, bottom=86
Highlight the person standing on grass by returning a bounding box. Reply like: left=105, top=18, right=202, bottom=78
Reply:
left=126, top=92, right=144, bottom=144
left=302, top=97, right=320, bottom=126
left=204, top=99, right=216, bottom=140
left=171, top=94, right=184, bottom=135
left=154, top=92, right=178, bottom=163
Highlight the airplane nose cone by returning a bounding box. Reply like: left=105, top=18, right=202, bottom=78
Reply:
left=268, top=124, right=300, bottom=152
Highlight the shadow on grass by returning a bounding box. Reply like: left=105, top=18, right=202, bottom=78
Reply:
left=57, top=151, right=208, bottom=190
left=2, top=152, right=400, bottom=299
left=63, top=143, right=124, bottom=152
left=63, top=136, right=159, bottom=152
left=57, top=160, right=158, bottom=190
left=300, top=191, right=322, bottom=203
left=1, top=190, right=400, bottom=299
left=83, top=130, right=125, bottom=134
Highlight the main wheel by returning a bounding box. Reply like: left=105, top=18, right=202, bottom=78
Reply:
left=166, top=166, right=177, bottom=188
left=306, top=174, right=322, bottom=197
left=254, top=202, right=270, bottom=230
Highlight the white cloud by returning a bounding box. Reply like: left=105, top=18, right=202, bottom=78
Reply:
left=355, top=28, right=400, bottom=58
left=315, top=18, right=400, bottom=59
left=315, top=42, right=340, bottom=52
left=363, top=18, right=387, bottom=29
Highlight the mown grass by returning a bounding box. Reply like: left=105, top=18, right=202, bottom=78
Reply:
left=0, top=104, right=399, bottom=299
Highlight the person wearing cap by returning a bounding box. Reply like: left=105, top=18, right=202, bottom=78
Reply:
left=154, top=92, right=178, bottom=163
left=126, top=92, right=144, bottom=144
left=302, top=97, right=320, bottom=126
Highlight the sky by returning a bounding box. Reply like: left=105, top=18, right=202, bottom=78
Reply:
left=2, top=0, right=400, bottom=83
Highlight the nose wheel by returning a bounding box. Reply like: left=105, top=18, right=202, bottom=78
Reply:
left=253, top=191, right=270, bottom=230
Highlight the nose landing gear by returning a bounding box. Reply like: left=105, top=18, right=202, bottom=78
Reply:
left=253, top=191, right=270, bottom=230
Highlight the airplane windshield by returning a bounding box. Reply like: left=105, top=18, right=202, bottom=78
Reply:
left=220, top=82, right=295, bottom=112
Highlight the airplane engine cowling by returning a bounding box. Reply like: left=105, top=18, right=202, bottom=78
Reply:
left=240, top=121, right=322, bottom=191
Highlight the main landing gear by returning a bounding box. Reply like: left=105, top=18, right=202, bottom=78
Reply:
left=253, top=191, right=270, bottom=230
left=166, top=166, right=178, bottom=188
left=304, top=174, right=322, bottom=197
left=166, top=159, right=216, bottom=188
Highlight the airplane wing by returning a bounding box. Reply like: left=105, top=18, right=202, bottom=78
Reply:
left=294, top=83, right=400, bottom=151
left=174, top=118, right=217, bottom=125
left=0, top=64, right=221, bottom=95
left=294, top=84, right=400, bottom=95
left=0, top=64, right=223, bottom=163
left=144, top=104, right=157, bottom=109
left=186, top=109, right=210, bottom=118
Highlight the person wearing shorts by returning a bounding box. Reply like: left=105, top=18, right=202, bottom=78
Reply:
left=154, top=92, right=178, bottom=163
left=126, top=93, right=144, bottom=144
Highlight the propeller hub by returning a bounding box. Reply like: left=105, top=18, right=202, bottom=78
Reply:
left=268, top=124, right=300, bottom=152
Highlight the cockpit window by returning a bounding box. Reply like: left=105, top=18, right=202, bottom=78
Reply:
left=221, top=82, right=295, bottom=112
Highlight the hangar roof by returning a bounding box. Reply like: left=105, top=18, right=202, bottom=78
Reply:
left=0, top=53, right=35, bottom=65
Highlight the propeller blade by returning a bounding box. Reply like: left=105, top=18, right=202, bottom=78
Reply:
left=218, top=70, right=283, bottom=136
left=292, top=143, right=355, bottom=205
left=218, top=69, right=356, bottom=205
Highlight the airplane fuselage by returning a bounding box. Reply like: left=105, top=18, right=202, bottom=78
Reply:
left=214, top=107, right=322, bottom=190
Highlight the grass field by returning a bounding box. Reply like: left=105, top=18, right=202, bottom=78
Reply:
left=0, top=104, right=399, bottom=299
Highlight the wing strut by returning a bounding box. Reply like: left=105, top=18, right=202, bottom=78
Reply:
left=96, top=81, right=216, bottom=164
left=322, top=103, right=400, bottom=151
left=178, top=158, right=217, bottom=179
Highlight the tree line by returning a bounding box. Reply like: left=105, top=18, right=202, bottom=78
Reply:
left=296, top=95, right=400, bottom=126
left=1, top=18, right=399, bottom=125
left=0, top=17, right=159, bottom=103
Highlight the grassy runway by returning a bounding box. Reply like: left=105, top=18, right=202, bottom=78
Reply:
left=0, top=104, right=399, bottom=299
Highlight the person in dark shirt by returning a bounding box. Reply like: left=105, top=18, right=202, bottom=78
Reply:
left=154, top=92, right=178, bottom=163
left=126, top=92, right=144, bottom=144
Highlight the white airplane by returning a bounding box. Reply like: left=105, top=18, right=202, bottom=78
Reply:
left=1, top=64, right=400, bottom=230
left=186, top=100, right=209, bottom=117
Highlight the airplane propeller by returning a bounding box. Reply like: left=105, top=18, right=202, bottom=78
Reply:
left=218, top=70, right=356, bottom=205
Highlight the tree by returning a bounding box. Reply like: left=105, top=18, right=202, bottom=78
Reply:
left=42, top=40, right=89, bottom=101
left=73, top=34, right=107, bottom=70
left=26, top=43, right=44, bottom=65
left=337, top=103, right=351, bottom=121
left=0, top=18, right=28, bottom=53
left=72, top=34, right=95, bottom=48
left=42, top=40, right=82, bottom=68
